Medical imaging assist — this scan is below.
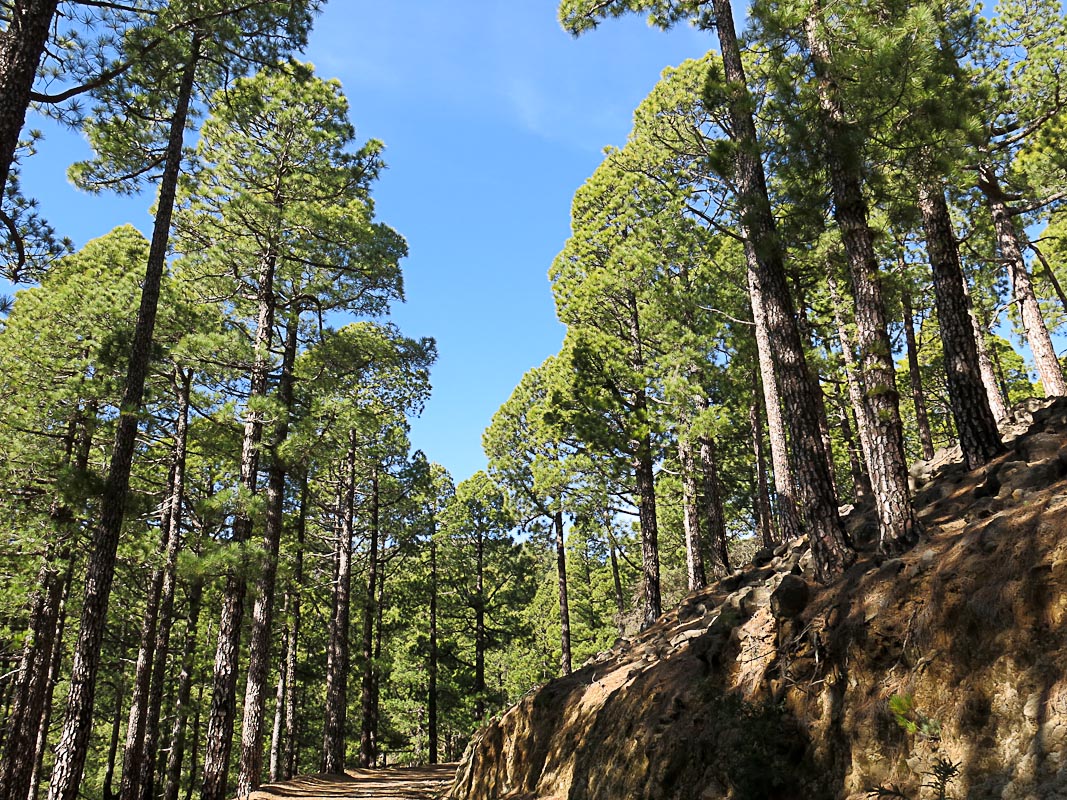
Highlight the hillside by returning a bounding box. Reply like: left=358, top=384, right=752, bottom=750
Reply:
left=448, top=399, right=1067, bottom=800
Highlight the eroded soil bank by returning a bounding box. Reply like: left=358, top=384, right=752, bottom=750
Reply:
left=449, top=399, right=1067, bottom=800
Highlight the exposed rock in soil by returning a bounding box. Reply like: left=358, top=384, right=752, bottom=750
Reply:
left=449, top=398, right=1067, bottom=800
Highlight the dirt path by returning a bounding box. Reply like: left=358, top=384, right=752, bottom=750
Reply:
left=249, top=765, right=457, bottom=800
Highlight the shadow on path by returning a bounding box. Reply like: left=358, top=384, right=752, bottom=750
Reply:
left=249, top=764, right=457, bottom=800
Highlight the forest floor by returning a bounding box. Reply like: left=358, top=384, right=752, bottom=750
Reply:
left=249, top=765, right=457, bottom=800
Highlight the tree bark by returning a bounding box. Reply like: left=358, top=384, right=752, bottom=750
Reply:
left=0, top=0, right=60, bottom=200
left=710, top=0, right=852, bottom=579
left=625, top=290, right=661, bottom=626
left=102, top=676, right=126, bottom=800
left=1, top=548, right=71, bottom=800
left=901, top=285, right=936, bottom=460
left=28, top=560, right=74, bottom=800
left=47, top=36, right=202, bottom=800
left=427, top=529, right=439, bottom=765
left=964, top=277, right=1011, bottom=423
left=237, top=311, right=299, bottom=797
left=749, top=379, right=776, bottom=548
left=267, top=602, right=288, bottom=783
left=978, top=164, right=1066, bottom=397
left=679, top=422, right=707, bottom=592
left=805, top=8, right=918, bottom=554
left=474, top=529, right=487, bottom=721
left=162, top=577, right=203, bottom=800
left=202, top=239, right=278, bottom=800
left=552, top=509, right=573, bottom=675
left=827, top=275, right=875, bottom=495
left=322, top=434, right=356, bottom=773
left=916, top=180, right=1003, bottom=468
left=696, top=428, right=730, bottom=575
left=139, top=370, right=192, bottom=800
left=746, top=245, right=801, bottom=543
left=283, top=474, right=308, bottom=780
left=359, top=469, right=381, bottom=769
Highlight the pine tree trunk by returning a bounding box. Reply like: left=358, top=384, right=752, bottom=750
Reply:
left=119, top=500, right=173, bottom=800
left=979, top=165, right=1066, bottom=397
left=679, top=423, right=707, bottom=592
left=900, top=286, right=936, bottom=460
left=202, top=241, right=278, bottom=800
left=553, top=509, right=573, bottom=675
left=28, top=560, right=74, bottom=800
left=749, top=380, right=776, bottom=548
left=322, top=434, right=356, bottom=773
left=964, top=278, right=1011, bottom=422
left=828, top=275, right=875, bottom=496
left=916, top=180, right=1003, bottom=468
left=359, top=470, right=381, bottom=769
left=835, top=383, right=871, bottom=503
left=427, top=531, right=439, bottom=765
left=746, top=245, right=801, bottom=542
left=267, top=602, right=288, bottom=783
left=633, top=427, right=661, bottom=628
left=185, top=684, right=203, bottom=800
left=805, top=5, right=918, bottom=555
left=607, top=522, right=625, bottom=634
left=139, top=370, right=192, bottom=800
left=47, top=37, right=202, bottom=800
left=474, top=532, right=487, bottom=722
left=102, top=675, right=126, bottom=800
left=283, top=475, right=307, bottom=780
left=625, top=290, right=661, bottom=626
left=711, top=0, right=852, bottom=579
left=696, top=426, right=730, bottom=574
left=0, top=0, right=59, bottom=202
left=162, top=577, right=203, bottom=800
left=0, top=548, right=71, bottom=800
left=237, top=312, right=299, bottom=797
left=121, top=369, right=189, bottom=800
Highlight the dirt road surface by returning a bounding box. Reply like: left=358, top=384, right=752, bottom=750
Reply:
left=249, top=765, right=457, bottom=800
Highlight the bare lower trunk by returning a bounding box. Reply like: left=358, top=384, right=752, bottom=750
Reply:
left=634, top=428, right=661, bottom=627
left=359, top=471, right=381, bottom=769
left=979, top=165, right=1066, bottom=397
left=835, top=383, right=870, bottom=503
left=28, top=561, right=74, bottom=800
left=283, top=475, right=308, bottom=780
left=965, top=278, right=1011, bottom=423
left=749, top=380, right=776, bottom=548
left=237, top=313, right=298, bottom=797
left=1, top=550, right=70, bottom=800
left=697, top=431, right=730, bottom=574
left=746, top=247, right=801, bottom=543
left=322, top=435, right=357, bottom=773
left=202, top=241, right=278, bottom=800
left=102, top=675, right=126, bottom=800
left=428, top=532, right=439, bottom=765
left=679, top=426, right=707, bottom=592
left=828, top=275, right=875, bottom=498
left=553, top=509, right=572, bottom=675
left=268, top=604, right=288, bottom=783
left=901, top=285, right=935, bottom=460
left=162, top=578, right=203, bottom=800
left=806, top=7, right=918, bottom=555
left=917, top=180, right=1003, bottom=468
left=120, top=370, right=190, bottom=800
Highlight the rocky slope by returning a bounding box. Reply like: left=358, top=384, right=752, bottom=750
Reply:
left=448, top=399, right=1067, bottom=800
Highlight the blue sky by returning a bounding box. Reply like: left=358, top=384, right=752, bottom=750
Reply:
left=15, top=2, right=713, bottom=484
